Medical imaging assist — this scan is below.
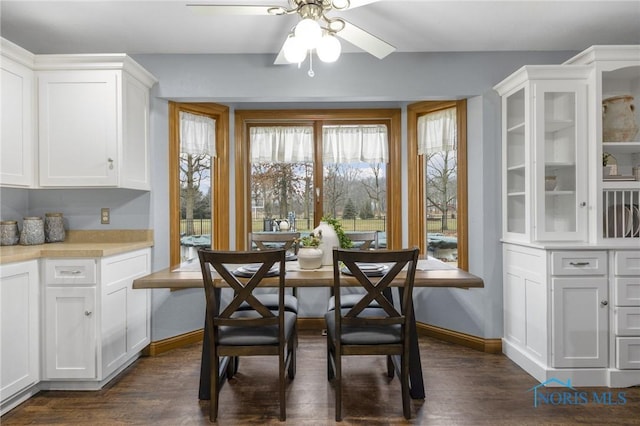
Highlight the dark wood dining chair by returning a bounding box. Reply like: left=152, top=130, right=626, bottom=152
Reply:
left=249, top=231, right=301, bottom=304
left=198, top=248, right=297, bottom=422
left=325, top=247, right=419, bottom=421
left=329, top=231, right=381, bottom=310
left=250, top=231, right=300, bottom=252
left=345, top=230, right=378, bottom=250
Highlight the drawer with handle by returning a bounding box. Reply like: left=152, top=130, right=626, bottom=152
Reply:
left=44, top=259, right=97, bottom=285
left=550, top=251, right=607, bottom=276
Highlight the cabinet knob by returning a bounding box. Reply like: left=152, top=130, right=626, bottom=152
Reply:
left=601, top=300, right=608, bottom=306
left=579, top=202, right=586, bottom=207
left=108, top=158, right=114, bottom=170
left=85, top=310, right=92, bottom=316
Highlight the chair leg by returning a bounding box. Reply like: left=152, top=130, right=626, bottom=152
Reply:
left=279, top=349, right=286, bottom=421
left=387, top=355, right=395, bottom=378
left=401, top=351, right=411, bottom=420
left=335, top=348, right=342, bottom=422
left=326, top=334, right=335, bottom=380
left=288, top=328, right=297, bottom=380
left=210, top=348, right=220, bottom=422
left=226, top=356, right=235, bottom=379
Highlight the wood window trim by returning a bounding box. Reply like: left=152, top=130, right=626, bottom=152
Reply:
left=169, top=102, right=230, bottom=269
left=234, top=108, right=402, bottom=251
left=407, top=100, right=468, bottom=270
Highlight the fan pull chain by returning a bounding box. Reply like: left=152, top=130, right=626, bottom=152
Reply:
left=307, top=49, right=315, bottom=77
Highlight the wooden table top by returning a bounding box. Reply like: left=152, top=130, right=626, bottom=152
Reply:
left=133, top=259, right=484, bottom=290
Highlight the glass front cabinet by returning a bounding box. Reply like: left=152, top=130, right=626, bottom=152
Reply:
left=498, top=46, right=640, bottom=388
left=565, top=46, right=640, bottom=247
left=496, top=66, right=590, bottom=243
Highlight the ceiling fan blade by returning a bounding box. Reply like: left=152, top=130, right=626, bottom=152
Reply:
left=336, top=20, right=395, bottom=59
left=187, top=4, right=280, bottom=16
left=341, top=0, right=381, bottom=10
left=274, top=40, right=288, bottom=65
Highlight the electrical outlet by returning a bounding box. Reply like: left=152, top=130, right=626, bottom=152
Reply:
left=101, top=208, right=110, bottom=224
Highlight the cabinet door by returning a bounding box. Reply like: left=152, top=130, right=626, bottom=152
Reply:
left=0, top=261, right=39, bottom=401
left=503, top=86, right=530, bottom=241
left=534, top=81, right=588, bottom=241
left=1, top=57, right=34, bottom=187
left=38, top=70, right=118, bottom=187
left=551, top=277, right=608, bottom=367
left=44, top=287, right=96, bottom=379
left=120, top=74, right=151, bottom=190
left=101, top=249, right=150, bottom=377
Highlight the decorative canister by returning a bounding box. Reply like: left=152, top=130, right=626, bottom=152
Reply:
left=544, top=176, right=557, bottom=191
left=313, top=221, right=340, bottom=266
left=602, top=95, right=639, bottom=142
left=0, top=221, right=20, bottom=246
left=297, top=247, right=323, bottom=269
left=19, top=217, right=45, bottom=245
left=278, top=219, right=290, bottom=231
left=45, top=212, right=66, bottom=243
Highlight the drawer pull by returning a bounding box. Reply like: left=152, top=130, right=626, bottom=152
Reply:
left=569, top=262, right=590, bottom=267
left=85, top=310, right=92, bottom=316
left=59, top=270, right=83, bottom=275
left=601, top=300, right=608, bottom=306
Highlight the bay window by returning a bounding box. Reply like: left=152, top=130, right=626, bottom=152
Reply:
left=169, top=102, right=229, bottom=268
left=235, top=109, right=401, bottom=250
left=408, top=101, right=468, bottom=269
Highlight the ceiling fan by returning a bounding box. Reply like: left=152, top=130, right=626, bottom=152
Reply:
left=187, top=0, right=395, bottom=73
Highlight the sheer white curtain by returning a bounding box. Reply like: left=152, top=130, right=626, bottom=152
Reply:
left=323, top=124, right=388, bottom=163
left=250, top=126, right=314, bottom=163
left=250, top=124, right=388, bottom=163
left=180, top=111, right=216, bottom=156
left=417, top=108, right=457, bottom=154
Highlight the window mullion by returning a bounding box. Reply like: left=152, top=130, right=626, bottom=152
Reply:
left=313, top=120, right=324, bottom=225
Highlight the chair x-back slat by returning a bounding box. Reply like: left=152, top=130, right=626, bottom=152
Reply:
left=212, top=262, right=277, bottom=319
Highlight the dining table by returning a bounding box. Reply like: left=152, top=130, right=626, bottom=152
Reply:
left=132, top=257, right=484, bottom=400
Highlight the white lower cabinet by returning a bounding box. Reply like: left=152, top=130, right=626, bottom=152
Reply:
left=611, top=251, right=640, bottom=381
left=0, top=260, right=39, bottom=414
left=504, top=244, right=640, bottom=386
left=551, top=277, right=608, bottom=368
left=42, top=249, right=150, bottom=389
left=44, top=286, right=97, bottom=379
left=101, top=250, right=151, bottom=378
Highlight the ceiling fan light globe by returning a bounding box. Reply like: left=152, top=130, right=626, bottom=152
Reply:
left=294, top=18, right=322, bottom=49
left=283, top=36, right=307, bottom=64
left=316, top=34, right=341, bottom=63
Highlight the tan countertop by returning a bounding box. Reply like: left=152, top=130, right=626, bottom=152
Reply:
left=0, top=230, right=153, bottom=264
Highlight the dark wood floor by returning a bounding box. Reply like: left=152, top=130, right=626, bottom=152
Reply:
left=3, top=331, right=640, bottom=425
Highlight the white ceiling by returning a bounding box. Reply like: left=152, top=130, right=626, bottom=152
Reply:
left=1, top=0, right=639, bottom=58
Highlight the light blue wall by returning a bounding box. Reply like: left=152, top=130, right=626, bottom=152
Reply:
left=1, top=50, right=578, bottom=341
left=132, top=50, right=577, bottom=340
left=0, top=188, right=150, bottom=229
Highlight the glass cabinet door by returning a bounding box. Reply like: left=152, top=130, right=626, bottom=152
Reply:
left=534, top=81, right=587, bottom=241
left=504, top=87, right=528, bottom=239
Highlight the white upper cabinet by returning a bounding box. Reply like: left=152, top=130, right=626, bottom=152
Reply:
left=0, top=39, right=35, bottom=187
left=495, top=66, right=590, bottom=243
left=36, top=54, right=156, bottom=189
left=565, top=46, right=640, bottom=247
